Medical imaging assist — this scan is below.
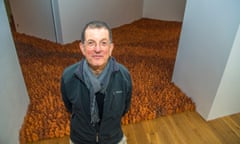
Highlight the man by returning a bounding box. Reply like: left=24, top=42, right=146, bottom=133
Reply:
left=61, top=20, right=132, bottom=144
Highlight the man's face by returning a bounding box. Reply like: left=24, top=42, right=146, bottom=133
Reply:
left=80, top=27, right=113, bottom=71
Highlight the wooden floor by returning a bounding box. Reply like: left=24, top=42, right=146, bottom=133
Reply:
left=27, top=111, right=240, bottom=144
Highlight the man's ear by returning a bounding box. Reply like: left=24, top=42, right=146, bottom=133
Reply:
left=109, top=43, right=114, bottom=56
left=79, top=42, right=85, bottom=56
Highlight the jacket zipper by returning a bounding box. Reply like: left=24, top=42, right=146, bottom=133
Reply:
left=96, top=123, right=100, bottom=143
left=96, top=132, right=99, bottom=143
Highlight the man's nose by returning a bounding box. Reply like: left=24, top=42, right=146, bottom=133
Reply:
left=94, top=43, right=102, bottom=51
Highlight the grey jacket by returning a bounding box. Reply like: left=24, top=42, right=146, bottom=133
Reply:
left=61, top=57, right=132, bottom=144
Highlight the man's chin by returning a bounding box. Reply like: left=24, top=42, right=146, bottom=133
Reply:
left=92, top=61, right=104, bottom=66
left=91, top=63, right=105, bottom=68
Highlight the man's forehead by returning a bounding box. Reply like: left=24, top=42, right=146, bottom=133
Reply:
left=86, top=27, right=108, bottom=32
left=85, top=28, right=109, bottom=38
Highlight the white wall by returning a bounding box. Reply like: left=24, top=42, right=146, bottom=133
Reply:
left=172, top=0, right=240, bottom=120
left=143, top=0, right=186, bottom=21
left=0, top=0, right=29, bottom=143
left=56, top=0, right=143, bottom=44
left=9, top=0, right=56, bottom=42
left=209, top=25, right=240, bottom=120
left=8, top=0, right=187, bottom=44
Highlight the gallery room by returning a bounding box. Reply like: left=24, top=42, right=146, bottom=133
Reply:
left=1, top=0, right=239, bottom=143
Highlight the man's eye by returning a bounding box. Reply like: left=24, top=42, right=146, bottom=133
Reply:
left=87, top=41, right=95, bottom=46
left=101, top=41, right=107, bottom=46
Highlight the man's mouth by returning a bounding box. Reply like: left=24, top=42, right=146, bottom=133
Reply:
left=93, top=55, right=103, bottom=58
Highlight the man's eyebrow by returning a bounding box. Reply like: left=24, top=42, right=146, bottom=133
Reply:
left=87, top=38, right=109, bottom=42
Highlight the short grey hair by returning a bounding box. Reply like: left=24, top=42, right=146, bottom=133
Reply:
left=81, top=20, right=112, bottom=43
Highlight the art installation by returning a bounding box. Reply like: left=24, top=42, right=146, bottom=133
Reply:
left=14, top=18, right=195, bottom=143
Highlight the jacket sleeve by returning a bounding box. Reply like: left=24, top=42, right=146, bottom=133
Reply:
left=122, top=71, right=133, bottom=116
left=61, top=77, right=72, bottom=113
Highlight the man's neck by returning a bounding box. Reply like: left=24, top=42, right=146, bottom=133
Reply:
left=89, top=64, right=107, bottom=76
left=91, top=68, right=103, bottom=76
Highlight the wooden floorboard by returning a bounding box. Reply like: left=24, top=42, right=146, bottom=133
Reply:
left=27, top=111, right=240, bottom=144
left=208, top=114, right=240, bottom=144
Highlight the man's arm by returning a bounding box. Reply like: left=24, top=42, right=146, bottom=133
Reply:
left=122, top=73, right=132, bottom=116
left=61, top=77, right=72, bottom=113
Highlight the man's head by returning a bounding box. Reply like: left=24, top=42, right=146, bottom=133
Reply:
left=81, top=21, right=112, bottom=43
left=80, top=21, right=114, bottom=74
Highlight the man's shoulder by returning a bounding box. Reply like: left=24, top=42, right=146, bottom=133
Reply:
left=64, top=62, right=79, bottom=74
left=111, top=57, right=129, bottom=73
left=117, top=63, right=129, bottom=73
left=115, top=62, right=131, bottom=81
left=62, top=62, right=81, bottom=80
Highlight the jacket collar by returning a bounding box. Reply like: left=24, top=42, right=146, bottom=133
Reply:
left=74, top=57, right=119, bottom=80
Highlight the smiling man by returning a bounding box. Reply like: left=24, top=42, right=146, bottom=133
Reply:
left=61, top=21, right=132, bottom=144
